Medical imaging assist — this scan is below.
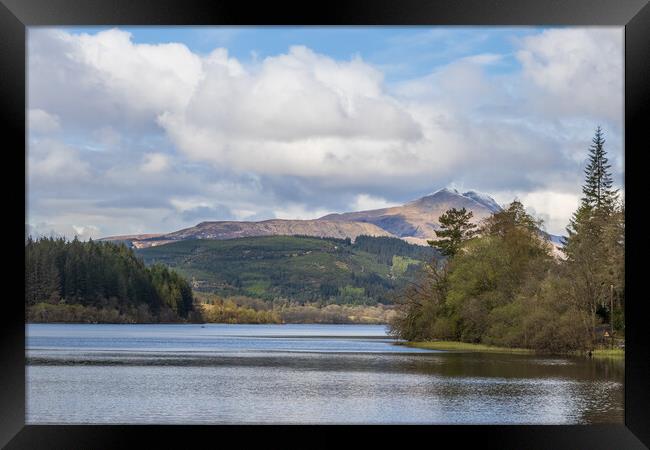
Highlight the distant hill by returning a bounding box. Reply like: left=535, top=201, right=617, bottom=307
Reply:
left=129, top=219, right=394, bottom=248
left=136, top=235, right=438, bottom=305
left=101, top=187, right=507, bottom=248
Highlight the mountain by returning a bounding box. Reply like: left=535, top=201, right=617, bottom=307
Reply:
left=105, top=220, right=394, bottom=249
left=320, top=187, right=501, bottom=240
left=100, top=187, right=503, bottom=248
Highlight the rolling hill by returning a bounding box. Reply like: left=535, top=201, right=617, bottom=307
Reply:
left=132, top=219, right=394, bottom=248
left=136, top=235, right=438, bottom=305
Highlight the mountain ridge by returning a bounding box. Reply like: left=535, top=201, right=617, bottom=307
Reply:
left=319, top=188, right=500, bottom=239
left=99, top=188, right=562, bottom=250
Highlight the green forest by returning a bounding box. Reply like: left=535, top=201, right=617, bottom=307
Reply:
left=136, top=235, right=437, bottom=305
left=25, top=233, right=435, bottom=323
left=389, top=127, right=624, bottom=353
left=25, top=237, right=196, bottom=323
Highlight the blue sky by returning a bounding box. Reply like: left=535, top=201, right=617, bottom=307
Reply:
left=27, top=26, right=623, bottom=238
left=60, top=26, right=539, bottom=81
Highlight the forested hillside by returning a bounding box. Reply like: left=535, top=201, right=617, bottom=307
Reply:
left=137, top=235, right=438, bottom=305
left=25, top=237, right=195, bottom=322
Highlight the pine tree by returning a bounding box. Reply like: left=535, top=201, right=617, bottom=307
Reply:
left=563, top=127, right=624, bottom=343
left=428, top=207, right=477, bottom=257
left=25, top=237, right=195, bottom=322
left=581, top=126, right=618, bottom=213
left=565, top=127, right=620, bottom=246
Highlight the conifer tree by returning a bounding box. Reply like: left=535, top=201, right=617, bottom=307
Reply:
left=25, top=237, right=195, bottom=322
left=581, top=126, right=619, bottom=213
left=565, top=127, right=620, bottom=245
left=563, top=127, right=624, bottom=341
left=428, top=207, right=477, bottom=257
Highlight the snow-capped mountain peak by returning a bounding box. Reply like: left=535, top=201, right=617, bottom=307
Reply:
left=430, top=187, right=460, bottom=196
left=461, top=190, right=502, bottom=213
left=426, top=187, right=502, bottom=213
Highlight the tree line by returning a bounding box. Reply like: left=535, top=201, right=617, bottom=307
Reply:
left=196, top=292, right=396, bottom=324
left=354, top=235, right=438, bottom=265
left=390, top=127, right=624, bottom=353
left=25, top=237, right=196, bottom=322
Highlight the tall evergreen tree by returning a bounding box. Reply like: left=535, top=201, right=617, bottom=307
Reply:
left=563, top=127, right=624, bottom=342
left=565, top=127, right=620, bottom=245
left=581, top=126, right=618, bottom=213
left=428, top=207, right=477, bottom=257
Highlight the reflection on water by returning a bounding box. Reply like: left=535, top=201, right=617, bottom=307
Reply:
left=26, top=324, right=623, bottom=424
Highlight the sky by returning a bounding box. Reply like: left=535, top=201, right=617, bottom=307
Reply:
left=26, top=26, right=624, bottom=238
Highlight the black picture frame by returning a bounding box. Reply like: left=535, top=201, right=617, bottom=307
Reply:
left=2, top=0, right=649, bottom=448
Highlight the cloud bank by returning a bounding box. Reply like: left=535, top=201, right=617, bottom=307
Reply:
left=27, top=27, right=623, bottom=237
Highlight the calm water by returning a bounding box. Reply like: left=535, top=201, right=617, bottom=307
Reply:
left=26, top=323, right=623, bottom=424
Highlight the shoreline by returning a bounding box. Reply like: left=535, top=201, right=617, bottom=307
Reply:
left=403, top=341, right=533, bottom=354
left=25, top=321, right=389, bottom=326
left=403, top=340, right=624, bottom=358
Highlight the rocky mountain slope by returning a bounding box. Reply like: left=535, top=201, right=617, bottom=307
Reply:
left=320, top=188, right=500, bottom=239
left=101, top=187, right=562, bottom=252
left=145, top=219, right=394, bottom=248
left=102, top=220, right=395, bottom=249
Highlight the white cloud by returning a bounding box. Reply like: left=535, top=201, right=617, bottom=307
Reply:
left=27, top=221, right=101, bottom=241
left=73, top=29, right=203, bottom=113
left=28, top=109, right=60, bottom=133
left=458, top=52, right=504, bottom=65
left=169, top=197, right=212, bottom=212
left=29, top=140, right=90, bottom=181
left=516, top=28, right=623, bottom=121
left=156, top=45, right=553, bottom=189
left=158, top=45, right=423, bottom=181
left=352, top=194, right=397, bottom=211
left=492, top=190, right=581, bottom=235
left=272, top=204, right=335, bottom=221
left=72, top=224, right=100, bottom=238
left=29, top=28, right=203, bottom=129
left=140, top=152, right=170, bottom=173
left=231, top=209, right=257, bottom=220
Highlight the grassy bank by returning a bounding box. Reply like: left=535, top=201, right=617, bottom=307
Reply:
left=404, top=340, right=534, bottom=354
left=591, top=348, right=625, bottom=358
left=404, top=340, right=625, bottom=357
